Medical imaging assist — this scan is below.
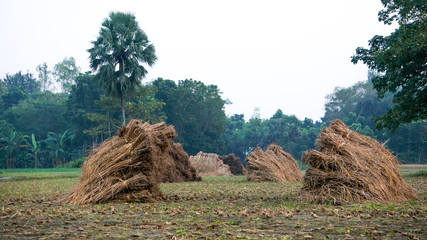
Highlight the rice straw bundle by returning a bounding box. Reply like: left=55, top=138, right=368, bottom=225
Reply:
left=299, top=119, right=417, bottom=204
left=245, top=144, right=303, bottom=182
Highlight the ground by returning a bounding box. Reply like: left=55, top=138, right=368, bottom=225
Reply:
left=0, top=168, right=426, bottom=239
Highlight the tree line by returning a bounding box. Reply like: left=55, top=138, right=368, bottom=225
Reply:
left=0, top=66, right=425, bottom=168
left=1, top=1, right=425, bottom=168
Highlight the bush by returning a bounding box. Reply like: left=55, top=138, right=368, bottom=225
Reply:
left=56, top=157, right=86, bottom=168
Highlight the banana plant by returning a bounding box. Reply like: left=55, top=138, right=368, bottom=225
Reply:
left=0, top=130, right=28, bottom=168
left=27, top=134, right=41, bottom=168
left=45, top=129, right=74, bottom=167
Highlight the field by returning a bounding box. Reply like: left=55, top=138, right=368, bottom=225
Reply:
left=0, top=168, right=426, bottom=239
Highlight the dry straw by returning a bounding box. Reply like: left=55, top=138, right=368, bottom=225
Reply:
left=219, top=153, right=246, bottom=175
left=299, top=119, right=417, bottom=204
left=162, top=142, right=201, bottom=182
left=245, top=144, right=303, bottom=182
left=190, top=152, right=233, bottom=177
left=65, top=120, right=177, bottom=204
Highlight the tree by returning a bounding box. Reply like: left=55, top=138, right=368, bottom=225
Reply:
left=223, top=114, right=246, bottom=160
left=3, top=91, right=70, bottom=139
left=36, top=62, right=53, bottom=91
left=351, top=0, right=426, bottom=131
left=66, top=72, right=103, bottom=146
left=321, top=76, right=426, bottom=163
left=88, top=12, right=157, bottom=126
left=1, top=71, right=40, bottom=109
left=153, top=78, right=227, bottom=155
left=53, top=57, right=81, bottom=93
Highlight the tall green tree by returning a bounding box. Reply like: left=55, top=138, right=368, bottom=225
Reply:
left=53, top=57, right=80, bottom=93
left=1, top=71, right=40, bottom=109
left=153, top=78, right=227, bottom=155
left=351, top=0, right=426, bottom=131
left=66, top=72, right=103, bottom=146
left=36, top=62, right=53, bottom=91
left=88, top=12, right=157, bottom=126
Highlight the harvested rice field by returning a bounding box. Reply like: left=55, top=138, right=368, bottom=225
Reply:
left=0, top=168, right=426, bottom=239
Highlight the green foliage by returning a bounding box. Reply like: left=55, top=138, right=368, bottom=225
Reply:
left=322, top=77, right=426, bottom=164
left=56, top=157, right=86, bottom=168
left=126, top=85, right=166, bottom=123
left=153, top=78, right=227, bottom=155
left=66, top=72, right=107, bottom=150
left=84, top=95, right=121, bottom=139
left=45, top=129, right=74, bottom=167
left=2, top=91, right=69, bottom=139
left=53, top=57, right=80, bottom=93
left=26, top=134, right=41, bottom=168
left=0, top=130, right=28, bottom=168
left=351, top=1, right=427, bottom=130
left=88, top=11, right=157, bottom=126
left=36, top=62, right=53, bottom=91
left=1, top=71, right=40, bottom=110
left=223, top=110, right=320, bottom=162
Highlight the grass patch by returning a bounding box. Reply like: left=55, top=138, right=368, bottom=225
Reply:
left=1, top=168, right=81, bottom=173
left=0, top=168, right=81, bottom=181
left=404, top=169, right=427, bottom=177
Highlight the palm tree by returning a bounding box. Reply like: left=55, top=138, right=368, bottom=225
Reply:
left=88, top=12, right=157, bottom=126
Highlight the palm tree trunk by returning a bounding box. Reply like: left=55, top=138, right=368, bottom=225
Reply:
left=120, top=58, right=126, bottom=127
left=121, top=95, right=126, bottom=126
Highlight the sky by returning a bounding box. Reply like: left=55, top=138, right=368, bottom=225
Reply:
left=0, top=0, right=396, bottom=121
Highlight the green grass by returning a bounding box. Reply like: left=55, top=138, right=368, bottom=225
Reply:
left=0, top=168, right=80, bottom=173
left=0, top=168, right=81, bottom=180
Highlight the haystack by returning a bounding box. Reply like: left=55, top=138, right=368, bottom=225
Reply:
left=245, top=144, right=303, bottom=182
left=162, top=142, right=201, bottom=182
left=299, top=119, right=417, bottom=204
left=65, top=120, right=176, bottom=204
left=189, top=152, right=232, bottom=177
left=219, top=153, right=246, bottom=175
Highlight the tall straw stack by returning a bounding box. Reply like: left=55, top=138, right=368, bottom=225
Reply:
left=245, top=144, right=303, bottom=182
left=65, top=120, right=176, bottom=204
left=189, top=152, right=232, bottom=177
left=162, top=142, right=201, bottom=182
left=219, top=153, right=246, bottom=175
left=299, top=119, right=417, bottom=204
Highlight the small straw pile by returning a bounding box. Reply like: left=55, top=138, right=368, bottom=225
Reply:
left=189, top=152, right=232, bottom=177
left=245, top=144, right=303, bottom=182
left=65, top=120, right=176, bottom=204
left=162, top=142, right=201, bottom=182
left=299, top=119, right=417, bottom=204
left=220, top=153, right=246, bottom=175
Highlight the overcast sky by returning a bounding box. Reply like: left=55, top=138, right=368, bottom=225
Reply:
left=0, top=0, right=396, bottom=121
